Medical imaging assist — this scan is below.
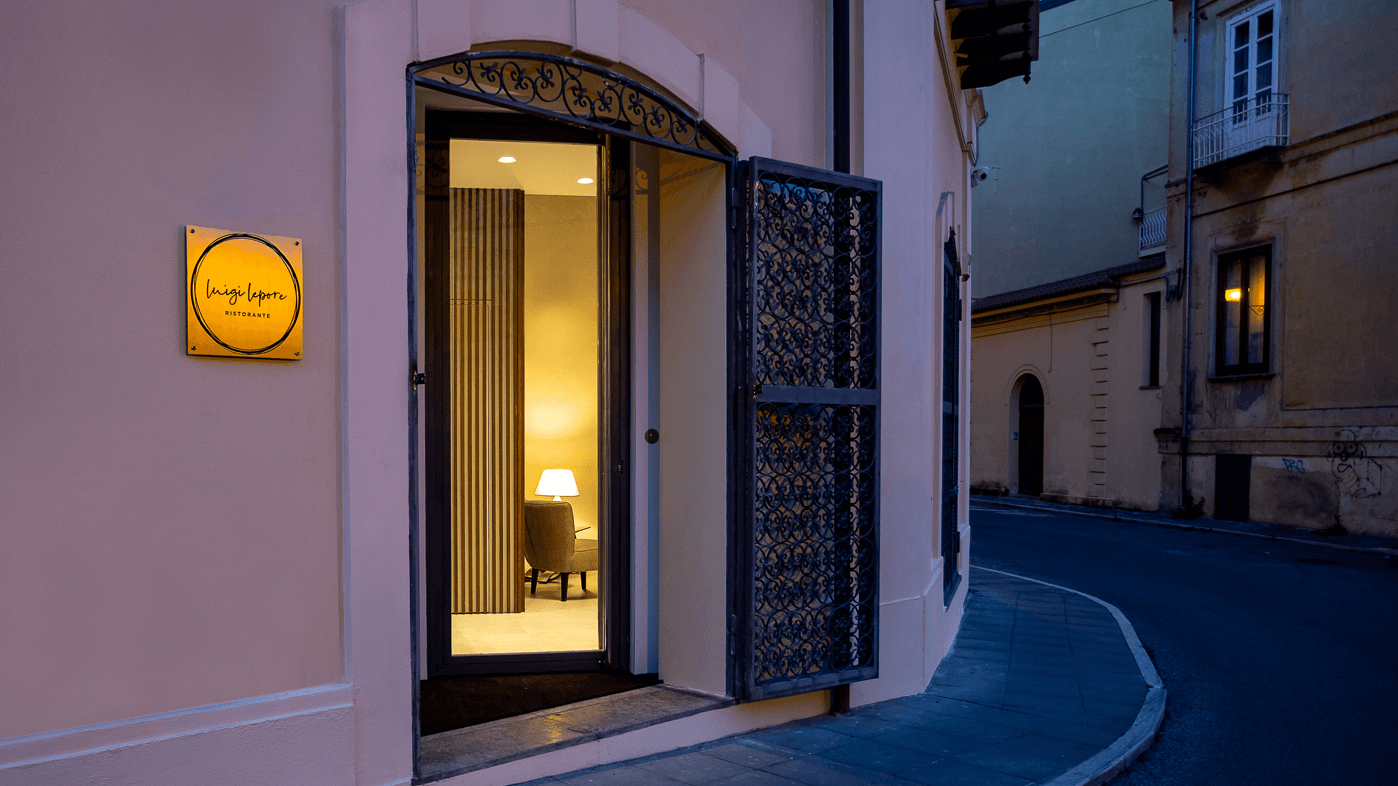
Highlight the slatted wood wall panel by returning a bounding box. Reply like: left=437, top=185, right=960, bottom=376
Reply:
left=450, top=188, right=525, bottom=614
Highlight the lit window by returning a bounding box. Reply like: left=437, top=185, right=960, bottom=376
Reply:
left=1215, top=247, right=1271, bottom=376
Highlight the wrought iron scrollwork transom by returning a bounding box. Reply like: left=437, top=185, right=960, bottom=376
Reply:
left=740, top=158, right=881, bottom=700
left=413, top=51, right=730, bottom=160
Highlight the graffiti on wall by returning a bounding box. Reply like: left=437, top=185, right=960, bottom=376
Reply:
left=1327, top=430, right=1384, bottom=499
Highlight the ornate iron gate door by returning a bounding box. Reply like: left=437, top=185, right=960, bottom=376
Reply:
left=941, top=232, right=963, bottom=605
left=736, top=157, right=881, bottom=701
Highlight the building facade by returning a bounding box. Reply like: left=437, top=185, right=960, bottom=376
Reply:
left=970, top=0, right=1172, bottom=508
left=971, top=0, right=1173, bottom=295
left=971, top=0, right=1398, bottom=536
left=971, top=260, right=1169, bottom=508
left=0, top=2, right=990, bottom=784
left=1158, top=0, right=1398, bottom=534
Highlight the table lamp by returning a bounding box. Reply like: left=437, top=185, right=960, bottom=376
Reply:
left=535, top=469, right=579, bottom=502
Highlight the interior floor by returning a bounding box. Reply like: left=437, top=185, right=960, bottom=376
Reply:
left=451, top=571, right=601, bottom=655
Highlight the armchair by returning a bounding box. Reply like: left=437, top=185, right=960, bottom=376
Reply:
left=522, top=501, right=598, bottom=601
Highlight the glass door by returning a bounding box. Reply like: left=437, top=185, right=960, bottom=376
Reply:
left=422, top=110, right=629, bottom=675
left=1225, top=4, right=1279, bottom=156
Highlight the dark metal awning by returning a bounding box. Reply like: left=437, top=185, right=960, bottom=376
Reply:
left=946, top=0, right=1041, bottom=90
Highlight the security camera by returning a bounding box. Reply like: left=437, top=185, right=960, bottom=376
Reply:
left=970, top=166, right=991, bottom=187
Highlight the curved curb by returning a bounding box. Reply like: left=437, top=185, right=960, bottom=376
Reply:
left=974, top=567, right=1166, bottom=786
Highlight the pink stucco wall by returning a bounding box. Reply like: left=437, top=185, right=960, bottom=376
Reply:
left=0, top=0, right=345, bottom=741
left=621, top=0, right=825, bottom=166
left=854, top=0, right=976, bottom=704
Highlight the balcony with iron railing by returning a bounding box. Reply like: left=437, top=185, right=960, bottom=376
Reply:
left=1193, top=93, right=1289, bottom=169
left=1135, top=165, right=1167, bottom=256
left=1138, top=208, right=1165, bottom=253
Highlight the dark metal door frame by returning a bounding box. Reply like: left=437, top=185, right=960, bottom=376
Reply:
left=600, top=134, right=633, bottom=672
left=420, top=109, right=630, bottom=677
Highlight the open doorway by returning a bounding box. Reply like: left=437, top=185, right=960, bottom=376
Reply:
left=408, top=50, right=751, bottom=771
left=422, top=110, right=630, bottom=677
left=415, top=108, right=657, bottom=738
left=1015, top=374, right=1044, bottom=496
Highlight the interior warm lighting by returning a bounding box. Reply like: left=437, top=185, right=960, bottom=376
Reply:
left=452, top=139, right=598, bottom=196
left=1225, top=288, right=1242, bottom=302
left=577, top=177, right=594, bottom=184
left=535, top=469, right=579, bottom=501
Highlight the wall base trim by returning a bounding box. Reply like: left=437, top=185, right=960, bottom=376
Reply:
left=0, top=683, right=353, bottom=770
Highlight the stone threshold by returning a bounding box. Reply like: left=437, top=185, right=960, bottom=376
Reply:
left=418, top=684, right=734, bottom=783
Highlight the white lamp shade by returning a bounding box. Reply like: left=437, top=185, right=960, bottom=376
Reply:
left=534, top=469, right=579, bottom=498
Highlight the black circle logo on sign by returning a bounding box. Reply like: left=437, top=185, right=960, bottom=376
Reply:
left=190, top=233, right=302, bottom=355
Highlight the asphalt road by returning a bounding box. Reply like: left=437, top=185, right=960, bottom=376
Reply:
left=969, top=502, right=1398, bottom=786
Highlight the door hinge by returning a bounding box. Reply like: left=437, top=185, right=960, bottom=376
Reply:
left=411, top=370, right=426, bottom=389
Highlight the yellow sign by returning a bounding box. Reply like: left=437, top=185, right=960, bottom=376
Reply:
left=186, top=226, right=303, bottom=360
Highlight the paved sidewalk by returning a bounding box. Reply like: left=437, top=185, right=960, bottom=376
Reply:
left=972, top=494, right=1398, bottom=556
left=518, top=568, right=1164, bottom=786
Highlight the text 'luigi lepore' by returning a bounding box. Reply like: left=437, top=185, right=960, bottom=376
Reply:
left=206, top=280, right=289, bottom=308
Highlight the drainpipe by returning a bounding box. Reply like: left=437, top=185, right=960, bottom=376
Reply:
left=830, top=0, right=853, bottom=717
left=833, top=0, right=850, bottom=175
left=1179, top=0, right=1198, bottom=510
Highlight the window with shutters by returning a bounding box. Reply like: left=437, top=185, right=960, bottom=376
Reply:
left=941, top=232, right=962, bottom=606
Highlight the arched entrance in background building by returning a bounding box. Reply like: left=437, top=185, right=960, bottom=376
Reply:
left=1016, top=374, right=1044, bottom=496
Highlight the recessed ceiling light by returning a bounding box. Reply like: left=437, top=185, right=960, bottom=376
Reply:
left=498, top=156, right=516, bottom=163
left=577, top=177, right=594, bottom=184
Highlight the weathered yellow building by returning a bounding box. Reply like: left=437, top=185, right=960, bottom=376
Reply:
left=1157, top=0, right=1398, bottom=535
left=972, top=261, right=1168, bottom=509
left=973, top=0, right=1398, bottom=538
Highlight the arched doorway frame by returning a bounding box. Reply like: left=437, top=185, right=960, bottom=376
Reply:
left=411, top=43, right=742, bottom=685
left=406, top=6, right=885, bottom=714
left=341, top=1, right=777, bottom=775
left=1007, top=368, right=1047, bottom=496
